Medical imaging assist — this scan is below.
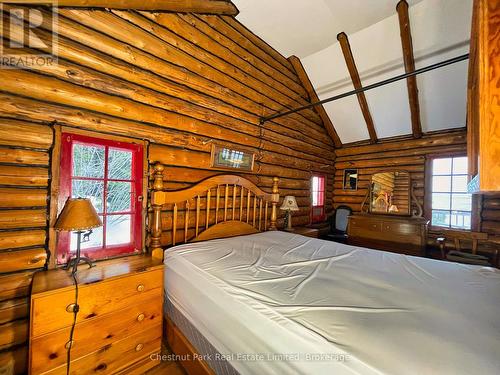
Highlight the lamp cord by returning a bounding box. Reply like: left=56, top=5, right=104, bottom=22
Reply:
left=66, top=271, right=79, bottom=375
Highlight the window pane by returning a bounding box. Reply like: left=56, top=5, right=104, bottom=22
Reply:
left=106, top=215, right=131, bottom=246
left=312, top=176, right=319, bottom=192
left=70, top=225, right=103, bottom=251
left=72, top=180, right=104, bottom=212
left=452, top=175, right=468, bottom=193
left=312, top=192, right=318, bottom=206
left=108, top=149, right=132, bottom=180
left=432, top=193, right=451, bottom=210
left=107, top=182, right=132, bottom=213
left=432, top=176, right=451, bottom=192
left=432, top=210, right=450, bottom=227
left=72, top=144, right=105, bottom=178
left=433, top=158, right=452, bottom=175
left=450, top=211, right=471, bottom=230
left=452, top=157, right=468, bottom=174
left=451, top=193, right=472, bottom=211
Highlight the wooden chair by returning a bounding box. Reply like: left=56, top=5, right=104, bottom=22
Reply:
left=436, top=230, right=498, bottom=267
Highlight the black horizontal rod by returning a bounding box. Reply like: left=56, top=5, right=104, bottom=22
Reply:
left=260, top=53, right=469, bottom=124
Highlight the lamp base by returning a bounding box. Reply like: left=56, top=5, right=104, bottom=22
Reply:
left=64, top=256, right=95, bottom=272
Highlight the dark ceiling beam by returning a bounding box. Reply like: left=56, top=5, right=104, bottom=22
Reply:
left=288, top=55, right=342, bottom=148
left=3, top=0, right=239, bottom=14
left=337, top=32, right=378, bottom=144
left=397, top=0, right=422, bottom=138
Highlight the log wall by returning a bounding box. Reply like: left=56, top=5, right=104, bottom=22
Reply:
left=0, top=8, right=334, bottom=373
left=334, top=130, right=500, bottom=250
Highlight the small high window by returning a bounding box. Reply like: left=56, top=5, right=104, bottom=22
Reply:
left=430, top=156, right=471, bottom=229
left=57, top=133, right=144, bottom=264
left=311, top=175, right=326, bottom=223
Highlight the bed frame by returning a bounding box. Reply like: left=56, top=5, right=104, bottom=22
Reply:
left=148, top=163, right=280, bottom=375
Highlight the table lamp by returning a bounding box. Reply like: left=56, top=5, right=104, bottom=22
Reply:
left=55, top=198, right=102, bottom=274
left=280, top=196, right=299, bottom=231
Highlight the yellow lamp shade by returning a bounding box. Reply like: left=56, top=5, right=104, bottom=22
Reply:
left=55, top=198, right=102, bottom=232
left=280, top=196, right=299, bottom=211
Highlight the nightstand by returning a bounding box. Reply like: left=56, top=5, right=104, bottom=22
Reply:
left=29, top=255, right=163, bottom=374
left=289, top=227, right=319, bottom=238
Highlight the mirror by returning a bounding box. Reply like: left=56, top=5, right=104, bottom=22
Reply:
left=370, top=171, right=410, bottom=215
left=343, top=169, right=358, bottom=190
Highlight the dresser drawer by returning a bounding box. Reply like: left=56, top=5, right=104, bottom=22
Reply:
left=31, top=268, right=162, bottom=337
left=43, top=324, right=162, bottom=375
left=31, top=296, right=162, bottom=374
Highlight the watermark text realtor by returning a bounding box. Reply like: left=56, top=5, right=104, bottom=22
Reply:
left=0, top=1, right=58, bottom=69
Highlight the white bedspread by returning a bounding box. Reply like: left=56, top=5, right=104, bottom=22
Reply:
left=164, top=231, right=500, bottom=375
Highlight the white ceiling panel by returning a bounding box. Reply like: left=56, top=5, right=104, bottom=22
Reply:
left=233, top=0, right=424, bottom=58
left=323, top=96, right=368, bottom=144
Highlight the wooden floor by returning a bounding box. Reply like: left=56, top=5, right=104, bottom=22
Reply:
left=146, top=361, right=186, bottom=375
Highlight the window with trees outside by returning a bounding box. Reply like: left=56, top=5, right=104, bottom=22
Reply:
left=57, top=133, right=144, bottom=264
left=311, top=175, right=326, bottom=223
left=430, top=156, right=471, bottom=230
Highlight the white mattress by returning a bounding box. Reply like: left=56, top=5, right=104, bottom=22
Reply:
left=164, top=231, right=500, bottom=375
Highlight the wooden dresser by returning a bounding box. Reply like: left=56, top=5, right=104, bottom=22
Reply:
left=29, top=255, right=163, bottom=375
left=347, top=214, right=429, bottom=256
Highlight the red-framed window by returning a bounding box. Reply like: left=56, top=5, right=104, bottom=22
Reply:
left=311, top=175, right=326, bottom=223
left=57, top=133, right=144, bottom=264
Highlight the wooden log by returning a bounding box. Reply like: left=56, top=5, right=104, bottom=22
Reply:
left=0, top=248, right=47, bottom=273
left=0, top=94, right=331, bottom=166
left=0, top=298, right=28, bottom=325
left=0, top=66, right=332, bottom=161
left=337, top=32, right=377, bottom=143
left=0, top=272, right=34, bottom=302
left=0, top=119, right=52, bottom=149
left=178, top=13, right=306, bottom=100
left=397, top=0, right=422, bottom=138
left=0, top=210, right=47, bottom=229
left=0, top=148, right=49, bottom=166
left=0, top=344, right=27, bottom=375
left=288, top=55, right=341, bottom=147
left=335, top=130, right=467, bottom=157
left=335, top=156, right=424, bottom=169
left=0, top=166, right=49, bottom=187
left=8, top=0, right=240, bottom=14
left=0, top=188, right=47, bottom=208
left=0, top=319, right=28, bottom=351
left=134, top=11, right=307, bottom=105
left=0, top=231, right=46, bottom=251
left=58, top=9, right=322, bottom=127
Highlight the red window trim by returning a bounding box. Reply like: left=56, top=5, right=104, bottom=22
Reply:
left=311, top=174, right=326, bottom=223
left=57, top=133, right=144, bottom=264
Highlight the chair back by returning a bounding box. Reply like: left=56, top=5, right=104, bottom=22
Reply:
left=332, top=206, right=352, bottom=233
left=440, top=229, right=488, bottom=254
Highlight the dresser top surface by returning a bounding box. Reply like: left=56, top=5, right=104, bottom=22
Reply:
left=349, top=213, right=429, bottom=224
left=32, top=255, right=163, bottom=296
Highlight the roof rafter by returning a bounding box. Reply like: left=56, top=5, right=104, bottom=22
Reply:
left=3, top=0, right=239, bottom=14
left=288, top=55, right=342, bottom=148
left=337, top=32, right=378, bottom=144
left=397, top=0, right=422, bottom=138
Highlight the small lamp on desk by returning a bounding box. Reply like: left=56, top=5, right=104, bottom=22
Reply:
left=280, top=196, right=299, bottom=231
left=55, top=198, right=102, bottom=274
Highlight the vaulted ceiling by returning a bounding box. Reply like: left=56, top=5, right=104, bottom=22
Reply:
left=234, top=0, right=472, bottom=145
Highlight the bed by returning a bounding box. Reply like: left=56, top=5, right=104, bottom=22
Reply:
left=149, top=165, right=500, bottom=375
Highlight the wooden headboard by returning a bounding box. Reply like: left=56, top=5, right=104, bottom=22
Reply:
left=149, top=163, right=280, bottom=260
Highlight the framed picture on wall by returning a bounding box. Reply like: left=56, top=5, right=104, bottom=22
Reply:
left=210, top=143, right=255, bottom=171
left=343, top=169, right=358, bottom=190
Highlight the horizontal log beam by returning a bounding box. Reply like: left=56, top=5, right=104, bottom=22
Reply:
left=4, top=0, right=239, bottom=14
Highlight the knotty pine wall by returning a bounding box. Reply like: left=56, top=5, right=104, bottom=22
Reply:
left=333, top=130, right=500, bottom=249
left=0, top=8, right=335, bottom=374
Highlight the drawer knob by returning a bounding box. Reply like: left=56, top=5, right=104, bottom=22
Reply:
left=65, top=340, right=74, bottom=349
left=135, top=343, right=144, bottom=352
left=66, top=303, right=77, bottom=313
left=137, top=313, right=145, bottom=322
left=136, top=284, right=145, bottom=292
